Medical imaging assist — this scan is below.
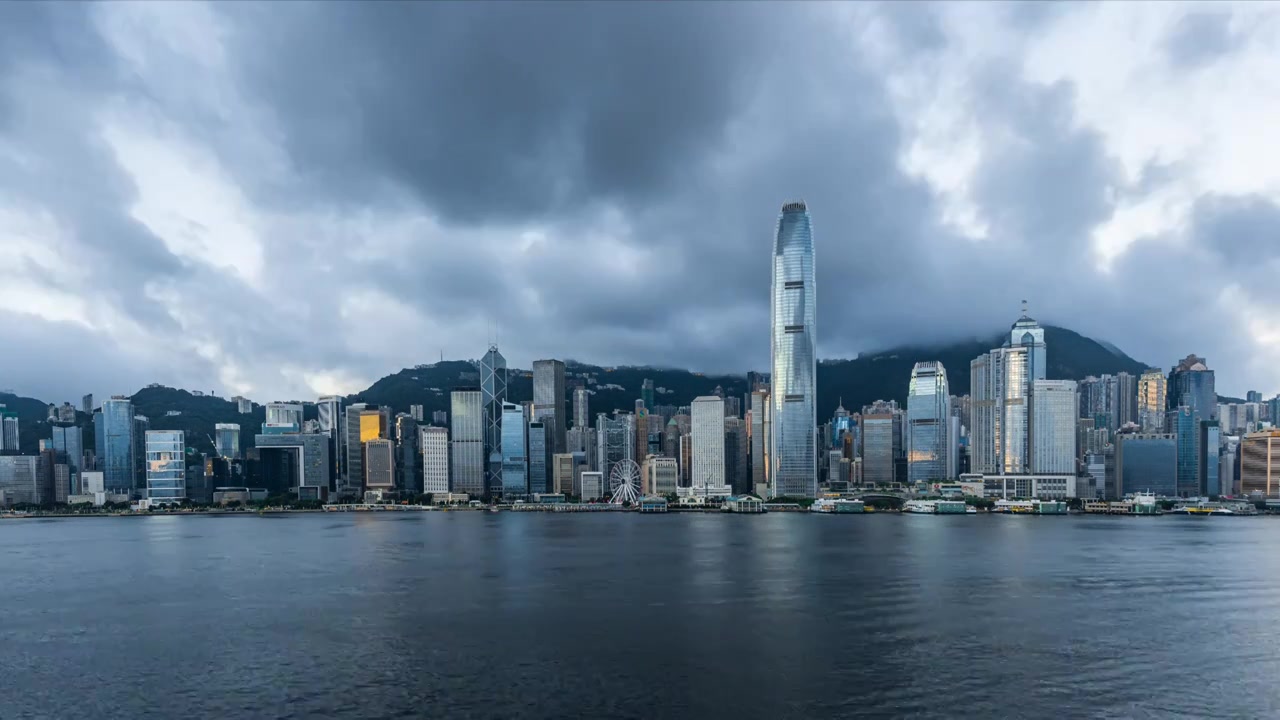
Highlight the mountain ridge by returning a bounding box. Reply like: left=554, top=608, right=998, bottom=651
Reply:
left=1, top=324, right=1156, bottom=456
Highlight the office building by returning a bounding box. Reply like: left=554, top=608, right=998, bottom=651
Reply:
left=769, top=200, right=817, bottom=498
left=49, top=423, right=84, bottom=475
left=1031, top=380, right=1078, bottom=475
left=133, top=415, right=149, bottom=494
left=0, top=456, right=49, bottom=506
left=500, top=402, right=527, bottom=498
left=907, top=361, right=952, bottom=483
left=552, top=453, right=577, bottom=496
left=145, top=430, right=186, bottom=503
left=256, top=431, right=331, bottom=499
left=528, top=421, right=549, bottom=495
left=596, top=413, right=635, bottom=481
left=95, top=397, right=135, bottom=494
left=862, top=414, right=895, bottom=486
left=214, top=423, right=240, bottom=460
left=0, top=413, right=18, bottom=452
left=1138, top=369, right=1167, bottom=432
left=691, top=397, right=726, bottom=490
left=970, top=304, right=1047, bottom=475
left=316, top=395, right=342, bottom=488
left=364, top=438, right=396, bottom=494
left=421, top=426, right=449, bottom=496
left=1247, top=390, right=1263, bottom=404
left=1114, top=431, right=1177, bottom=498
left=1168, top=355, right=1217, bottom=419
left=81, top=394, right=94, bottom=414
left=533, top=359, right=566, bottom=455
left=481, top=345, right=507, bottom=497
left=641, top=379, right=655, bottom=410
left=573, top=386, right=589, bottom=430
left=266, top=402, right=304, bottom=428
left=1168, top=406, right=1198, bottom=497
left=1240, top=430, right=1280, bottom=498
left=643, top=455, right=679, bottom=496
left=450, top=389, right=485, bottom=497
left=396, top=413, right=419, bottom=495
left=581, top=471, right=604, bottom=501
left=1113, top=372, right=1137, bottom=429
left=724, top=416, right=748, bottom=495
left=1199, top=420, right=1221, bottom=496
left=342, top=403, right=370, bottom=497
left=749, top=389, right=771, bottom=497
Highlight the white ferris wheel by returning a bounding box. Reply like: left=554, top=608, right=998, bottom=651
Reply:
left=609, top=459, right=642, bottom=505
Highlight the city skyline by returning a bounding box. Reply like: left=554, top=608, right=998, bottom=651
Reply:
left=3, top=4, right=1280, bottom=404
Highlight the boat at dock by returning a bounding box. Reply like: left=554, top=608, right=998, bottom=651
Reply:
left=903, top=499, right=969, bottom=515
left=812, top=498, right=866, bottom=514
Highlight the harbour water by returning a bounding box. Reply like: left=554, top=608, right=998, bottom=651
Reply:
left=3, top=513, right=1280, bottom=718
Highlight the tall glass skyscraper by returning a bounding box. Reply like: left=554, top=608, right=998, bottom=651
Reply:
left=969, top=305, right=1047, bottom=476
left=95, top=397, right=136, bottom=494
left=532, top=359, right=566, bottom=455
left=500, top=402, right=527, bottom=498
left=145, top=430, right=186, bottom=503
left=769, top=201, right=817, bottom=498
left=481, top=345, right=507, bottom=498
left=449, top=388, right=485, bottom=496
left=907, top=362, right=952, bottom=483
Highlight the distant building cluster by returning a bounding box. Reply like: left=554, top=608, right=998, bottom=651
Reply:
left=2, top=201, right=1278, bottom=509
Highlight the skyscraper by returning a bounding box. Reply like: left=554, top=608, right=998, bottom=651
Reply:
left=596, top=413, right=634, bottom=481
left=49, top=423, right=84, bottom=475
left=724, top=416, right=748, bottom=494
left=692, top=396, right=726, bottom=489
left=528, top=421, right=549, bottom=495
left=449, top=389, right=485, bottom=497
left=0, top=413, right=17, bottom=453
left=1168, top=355, right=1217, bottom=419
left=1113, top=372, right=1137, bottom=429
left=81, top=394, right=94, bottom=415
left=364, top=438, right=396, bottom=495
left=421, top=426, right=449, bottom=496
left=907, top=361, right=952, bottom=483
left=317, top=395, right=342, bottom=488
left=1137, top=369, right=1166, bottom=432
left=395, top=413, right=419, bottom=495
left=749, top=389, right=770, bottom=496
left=573, top=386, right=589, bottom=430
left=1031, top=380, right=1078, bottom=474
left=95, top=397, right=135, bottom=494
left=641, top=379, right=655, bottom=410
left=341, top=403, right=369, bottom=498
left=769, top=201, right=817, bottom=498
left=969, top=304, right=1047, bottom=476
left=214, top=423, right=240, bottom=459
left=481, top=345, right=507, bottom=497
left=133, top=415, right=149, bottom=494
left=533, top=359, right=566, bottom=455
left=500, top=402, right=527, bottom=498
left=1168, top=355, right=1216, bottom=495
left=145, top=430, right=186, bottom=504
left=861, top=414, right=895, bottom=486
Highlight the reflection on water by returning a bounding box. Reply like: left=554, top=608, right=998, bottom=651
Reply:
left=2, top=514, right=1280, bottom=718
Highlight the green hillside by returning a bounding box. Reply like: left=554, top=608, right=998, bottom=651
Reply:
left=0, top=324, right=1159, bottom=454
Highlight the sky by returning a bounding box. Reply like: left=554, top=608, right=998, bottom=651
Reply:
left=2, top=2, right=1279, bottom=404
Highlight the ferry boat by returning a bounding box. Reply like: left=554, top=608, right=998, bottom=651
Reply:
left=903, top=499, right=969, bottom=515
left=812, top=498, right=866, bottom=514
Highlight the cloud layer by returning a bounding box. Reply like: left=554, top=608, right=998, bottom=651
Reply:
left=2, top=2, right=1278, bottom=403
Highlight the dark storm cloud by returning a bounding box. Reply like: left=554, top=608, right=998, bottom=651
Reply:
left=223, top=2, right=778, bottom=224
left=1165, top=11, right=1237, bottom=69
left=0, top=2, right=1277, bottom=400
